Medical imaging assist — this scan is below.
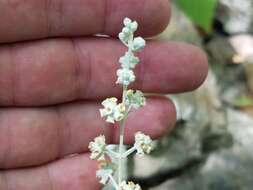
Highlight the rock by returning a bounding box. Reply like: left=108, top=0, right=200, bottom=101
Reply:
left=206, top=36, right=236, bottom=65
left=229, top=35, right=253, bottom=93
left=205, top=35, right=249, bottom=106
left=149, top=110, right=253, bottom=190
left=229, top=35, right=253, bottom=63
left=227, top=109, right=253, bottom=154
left=216, top=0, right=253, bottom=34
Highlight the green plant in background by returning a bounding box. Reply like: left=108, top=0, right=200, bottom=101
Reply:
left=234, top=95, right=253, bottom=107
left=175, top=0, right=218, bottom=33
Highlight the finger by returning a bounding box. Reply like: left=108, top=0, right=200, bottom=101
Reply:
left=0, top=38, right=208, bottom=106
left=0, top=97, right=176, bottom=169
left=0, top=0, right=170, bottom=43
left=0, top=154, right=100, bottom=190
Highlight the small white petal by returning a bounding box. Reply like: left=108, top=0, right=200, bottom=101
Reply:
left=99, top=109, right=106, bottom=117
left=106, top=116, right=115, bottom=123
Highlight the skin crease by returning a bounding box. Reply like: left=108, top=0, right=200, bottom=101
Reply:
left=0, top=0, right=208, bottom=189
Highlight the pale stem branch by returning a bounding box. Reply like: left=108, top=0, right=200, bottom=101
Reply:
left=118, top=116, right=125, bottom=184
left=118, top=85, right=128, bottom=184
left=122, top=146, right=136, bottom=158
left=105, top=148, right=120, bottom=159
left=109, top=174, right=119, bottom=190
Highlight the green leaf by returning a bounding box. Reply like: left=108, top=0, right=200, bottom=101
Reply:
left=234, top=95, right=253, bottom=107
left=175, top=0, right=218, bottom=33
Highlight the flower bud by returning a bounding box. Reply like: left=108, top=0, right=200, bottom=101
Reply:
left=130, top=37, right=146, bottom=51
left=116, top=68, right=136, bottom=86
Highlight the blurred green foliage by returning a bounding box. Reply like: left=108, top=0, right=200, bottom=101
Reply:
left=175, top=0, right=218, bottom=33
left=234, top=95, right=253, bottom=107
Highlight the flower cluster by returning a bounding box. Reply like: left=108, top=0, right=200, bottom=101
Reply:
left=125, top=90, right=146, bottom=109
left=134, top=132, right=153, bottom=155
left=88, top=135, right=106, bottom=160
left=119, top=52, right=139, bottom=69
left=99, top=98, right=126, bottom=123
left=116, top=68, right=135, bottom=86
left=119, top=181, right=142, bottom=190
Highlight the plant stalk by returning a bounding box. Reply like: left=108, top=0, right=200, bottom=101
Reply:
left=118, top=123, right=124, bottom=184
left=118, top=85, right=128, bottom=185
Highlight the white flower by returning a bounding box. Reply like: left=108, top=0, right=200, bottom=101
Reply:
left=119, top=52, right=140, bottom=69
left=119, top=181, right=142, bottom=190
left=99, top=98, right=125, bottom=123
left=88, top=135, right=106, bottom=160
left=134, top=132, right=153, bottom=155
left=114, top=103, right=126, bottom=121
left=119, top=18, right=138, bottom=44
left=116, top=68, right=136, bottom=86
left=130, top=37, right=146, bottom=51
left=125, top=90, right=146, bottom=109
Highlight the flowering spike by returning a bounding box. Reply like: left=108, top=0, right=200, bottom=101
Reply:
left=89, top=18, right=150, bottom=190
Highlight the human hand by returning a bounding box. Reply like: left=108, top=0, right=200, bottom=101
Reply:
left=0, top=0, right=208, bottom=189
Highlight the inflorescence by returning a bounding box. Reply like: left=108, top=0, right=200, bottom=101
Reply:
left=88, top=17, right=153, bottom=190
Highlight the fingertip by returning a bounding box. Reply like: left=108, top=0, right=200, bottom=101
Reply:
left=139, top=0, right=171, bottom=37
left=49, top=155, right=101, bottom=190
left=105, top=0, right=171, bottom=37
left=140, top=41, right=209, bottom=93
left=187, top=45, right=209, bottom=90
left=146, top=96, right=176, bottom=139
